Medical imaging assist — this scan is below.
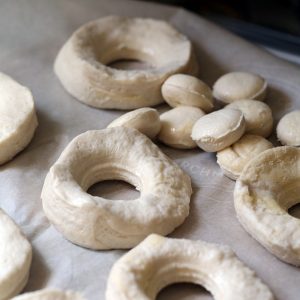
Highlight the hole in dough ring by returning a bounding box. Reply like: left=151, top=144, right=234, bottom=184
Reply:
left=41, top=127, right=192, bottom=250
left=0, top=209, right=32, bottom=300
left=54, top=16, right=198, bottom=110
left=11, top=289, right=85, bottom=300
left=234, top=146, right=300, bottom=266
left=106, top=234, right=274, bottom=300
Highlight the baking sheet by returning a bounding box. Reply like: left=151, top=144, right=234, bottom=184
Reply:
left=0, top=0, right=299, bottom=299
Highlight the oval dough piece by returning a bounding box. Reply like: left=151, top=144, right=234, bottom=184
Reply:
left=0, top=209, right=32, bottom=300
left=191, top=108, right=245, bottom=152
left=106, top=234, right=274, bottom=300
left=0, top=72, right=38, bottom=165
left=161, top=74, right=214, bottom=112
left=11, top=289, right=84, bottom=300
left=217, top=134, right=273, bottom=180
left=54, top=16, right=198, bottom=110
left=107, top=107, right=161, bottom=139
left=41, top=127, right=192, bottom=250
left=226, top=99, right=273, bottom=137
left=234, top=146, right=300, bottom=265
left=276, top=110, right=300, bottom=146
left=213, top=72, right=267, bottom=104
left=158, top=106, right=205, bottom=149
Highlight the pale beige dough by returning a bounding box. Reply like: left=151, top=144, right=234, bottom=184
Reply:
left=106, top=234, right=274, bottom=300
left=0, top=72, right=38, bottom=165
left=276, top=110, right=300, bottom=146
left=226, top=99, right=273, bottom=137
left=217, top=134, right=273, bottom=180
left=41, top=127, right=192, bottom=250
left=234, top=146, right=300, bottom=266
left=191, top=108, right=245, bottom=152
left=54, top=16, right=198, bottom=110
left=213, top=72, right=267, bottom=104
left=161, top=74, right=214, bottom=112
left=11, top=289, right=84, bottom=300
left=158, top=106, right=205, bottom=149
left=107, top=107, right=161, bottom=139
left=0, top=209, right=32, bottom=300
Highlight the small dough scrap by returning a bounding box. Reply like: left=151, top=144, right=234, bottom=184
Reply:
left=11, top=289, right=85, bottom=300
left=106, top=234, right=274, bottom=300
left=107, top=107, right=161, bottom=139
left=217, top=134, right=273, bottom=180
left=0, top=72, right=38, bottom=165
left=234, top=146, right=300, bottom=265
left=226, top=99, right=273, bottom=137
left=0, top=209, right=32, bottom=300
left=41, top=127, right=192, bottom=250
left=54, top=16, right=198, bottom=110
left=213, top=72, right=267, bottom=104
left=161, top=74, right=214, bottom=112
left=191, top=108, right=245, bottom=152
left=158, top=106, right=205, bottom=149
left=276, top=110, right=300, bottom=146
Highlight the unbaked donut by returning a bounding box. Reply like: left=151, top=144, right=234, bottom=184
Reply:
left=0, top=72, right=38, bottom=165
left=41, top=127, right=192, bottom=250
left=54, top=16, right=198, bottom=110
left=106, top=234, right=274, bottom=300
left=11, top=289, right=84, bottom=300
left=234, top=146, right=300, bottom=265
left=0, top=208, right=32, bottom=300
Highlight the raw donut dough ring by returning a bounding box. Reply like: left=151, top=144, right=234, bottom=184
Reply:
left=0, top=208, right=32, bottom=300
left=234, top=146, right=300, bottom=265
left=106, top=234, right=274, bottom=300
left=0, top=72, right=38, bottom=165
left=11, top=289, right=85, bottom=300
left=54, top=16, right=198, bottom=110
left=41, top=127, right=192, bottom=250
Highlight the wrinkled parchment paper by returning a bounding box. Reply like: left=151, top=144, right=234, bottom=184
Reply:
left=0, top=0, right=299, bottom=299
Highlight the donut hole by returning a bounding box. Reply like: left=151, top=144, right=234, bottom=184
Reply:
left=108, top=59, right=153, bottom=70
left=158, top=283, right=213, bottom=300
left=87, top=180, right=140, bottom=200
left=288, top=203, right=300, bottom=219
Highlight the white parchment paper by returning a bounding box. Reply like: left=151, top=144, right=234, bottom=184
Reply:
left=0, top=0, right=299, bottom=299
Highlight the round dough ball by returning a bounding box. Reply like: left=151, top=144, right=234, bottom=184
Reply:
left=161, top=74, right=214, bottom=112
left=276, top=110, right=300, bottom=146
left=54, top=16, right=198, bottom=110
left=213, top=72, right=267, bottom=104
left=107, top=107, right=161, bottom=139
left=0, top=72, right=38, bottom=165
left=217, top=134, right=273, bottom=180
left=158, top=106, right=205, bottom=149
left=226, top=99, right=273, bottom=137
left=191, top=108, right=245, bottom=152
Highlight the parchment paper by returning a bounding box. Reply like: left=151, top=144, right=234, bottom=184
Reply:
left=0, top=0, right=299, bottom=299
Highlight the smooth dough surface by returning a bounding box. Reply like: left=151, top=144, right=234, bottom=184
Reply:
left=226, top=99, right=273, bottom=137
left=54, top=16, right=198, bottom=110
left=276, top=110, right=300, bottom=146
left=106, top=234, right=274, bottom=300
left=0, top=209, right=32, bottom=300
left=41, top=127, right=192, bottom=250
left=217, top=134, right=273, bottom=180
left=191, top=108, right=245, bottom=152
left=161, top=74, right=214, bottom=112
left=0, top=72, right=38, bottom=165
left=158, top=106, right=205, bottom=149
left=107, top=107, right=161, bottom=139
left=213, top=72, right=267, bottom=104
left=234, top=146, right=300, bottom=265
left=11, top=289, right=85, bottom=300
